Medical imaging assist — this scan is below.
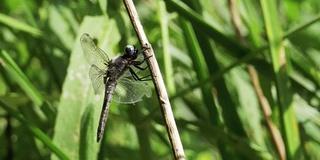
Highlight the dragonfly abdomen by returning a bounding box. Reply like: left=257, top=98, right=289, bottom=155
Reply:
left=97, top=80, right=117, bottom=142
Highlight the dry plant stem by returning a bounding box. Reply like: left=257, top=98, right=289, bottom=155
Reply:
left=123, top=0, right=186, bottom=159
left=227, top=0, right=245, bottom=44
left=247, top=66, right=286, bottom=160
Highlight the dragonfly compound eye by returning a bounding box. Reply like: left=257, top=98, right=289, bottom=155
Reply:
left=124, top=45, right=138, bottom=57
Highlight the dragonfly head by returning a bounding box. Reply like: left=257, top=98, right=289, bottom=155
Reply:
left=123, top=45, right=139, bottom=59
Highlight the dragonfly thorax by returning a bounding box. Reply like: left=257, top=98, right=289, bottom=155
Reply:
left=107, top=56, right=129, bottom=80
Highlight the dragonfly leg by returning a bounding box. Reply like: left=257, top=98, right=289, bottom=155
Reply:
left=131, top=54, right=152, bottom=70
left=140, top=45, right=150, bottom=53
left=130, top=52, right=152, bottom=80
left=141, top=42, right=152, bottom=53
left=128, top=67, right=151, bottom=81
left=132, top=63, right=148, bottom=70
left=139, top=74, right=152, bottom=81
left=131, top=62, right=147, bottom=70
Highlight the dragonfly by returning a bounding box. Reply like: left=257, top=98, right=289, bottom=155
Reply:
left=80, top=33, right=151, bottom=142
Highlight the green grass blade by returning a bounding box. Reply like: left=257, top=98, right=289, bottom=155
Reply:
left=0, top=100, right=69, bottom=160
left=157, top=0, right=176, bottom=94
left=260, top=0, right=301, bottom=158
left=51, top=16, right=120, bottom=159
left=284, top=13, right=320, bottom=39
left=0, top=13, right=43, bottom=37
left=79, top=104, right=98, bottom=160
left=179, top=17, right=236, bottom=159
left=0, top=50, right=44, bottom=106
left=164, top=0, right=249, bottom=57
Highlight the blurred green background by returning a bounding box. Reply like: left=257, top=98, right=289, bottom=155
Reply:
left=1, top=0, right=320, bottom=159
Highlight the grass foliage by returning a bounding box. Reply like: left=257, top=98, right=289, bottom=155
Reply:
left=1, top=0, right=320, bottom=159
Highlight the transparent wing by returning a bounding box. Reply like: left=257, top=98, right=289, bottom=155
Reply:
left=113, top=76, right=152, bottom=104
left=89, top=65, right=106, bottom=95
left=80, top=33, right=109, bottom=70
